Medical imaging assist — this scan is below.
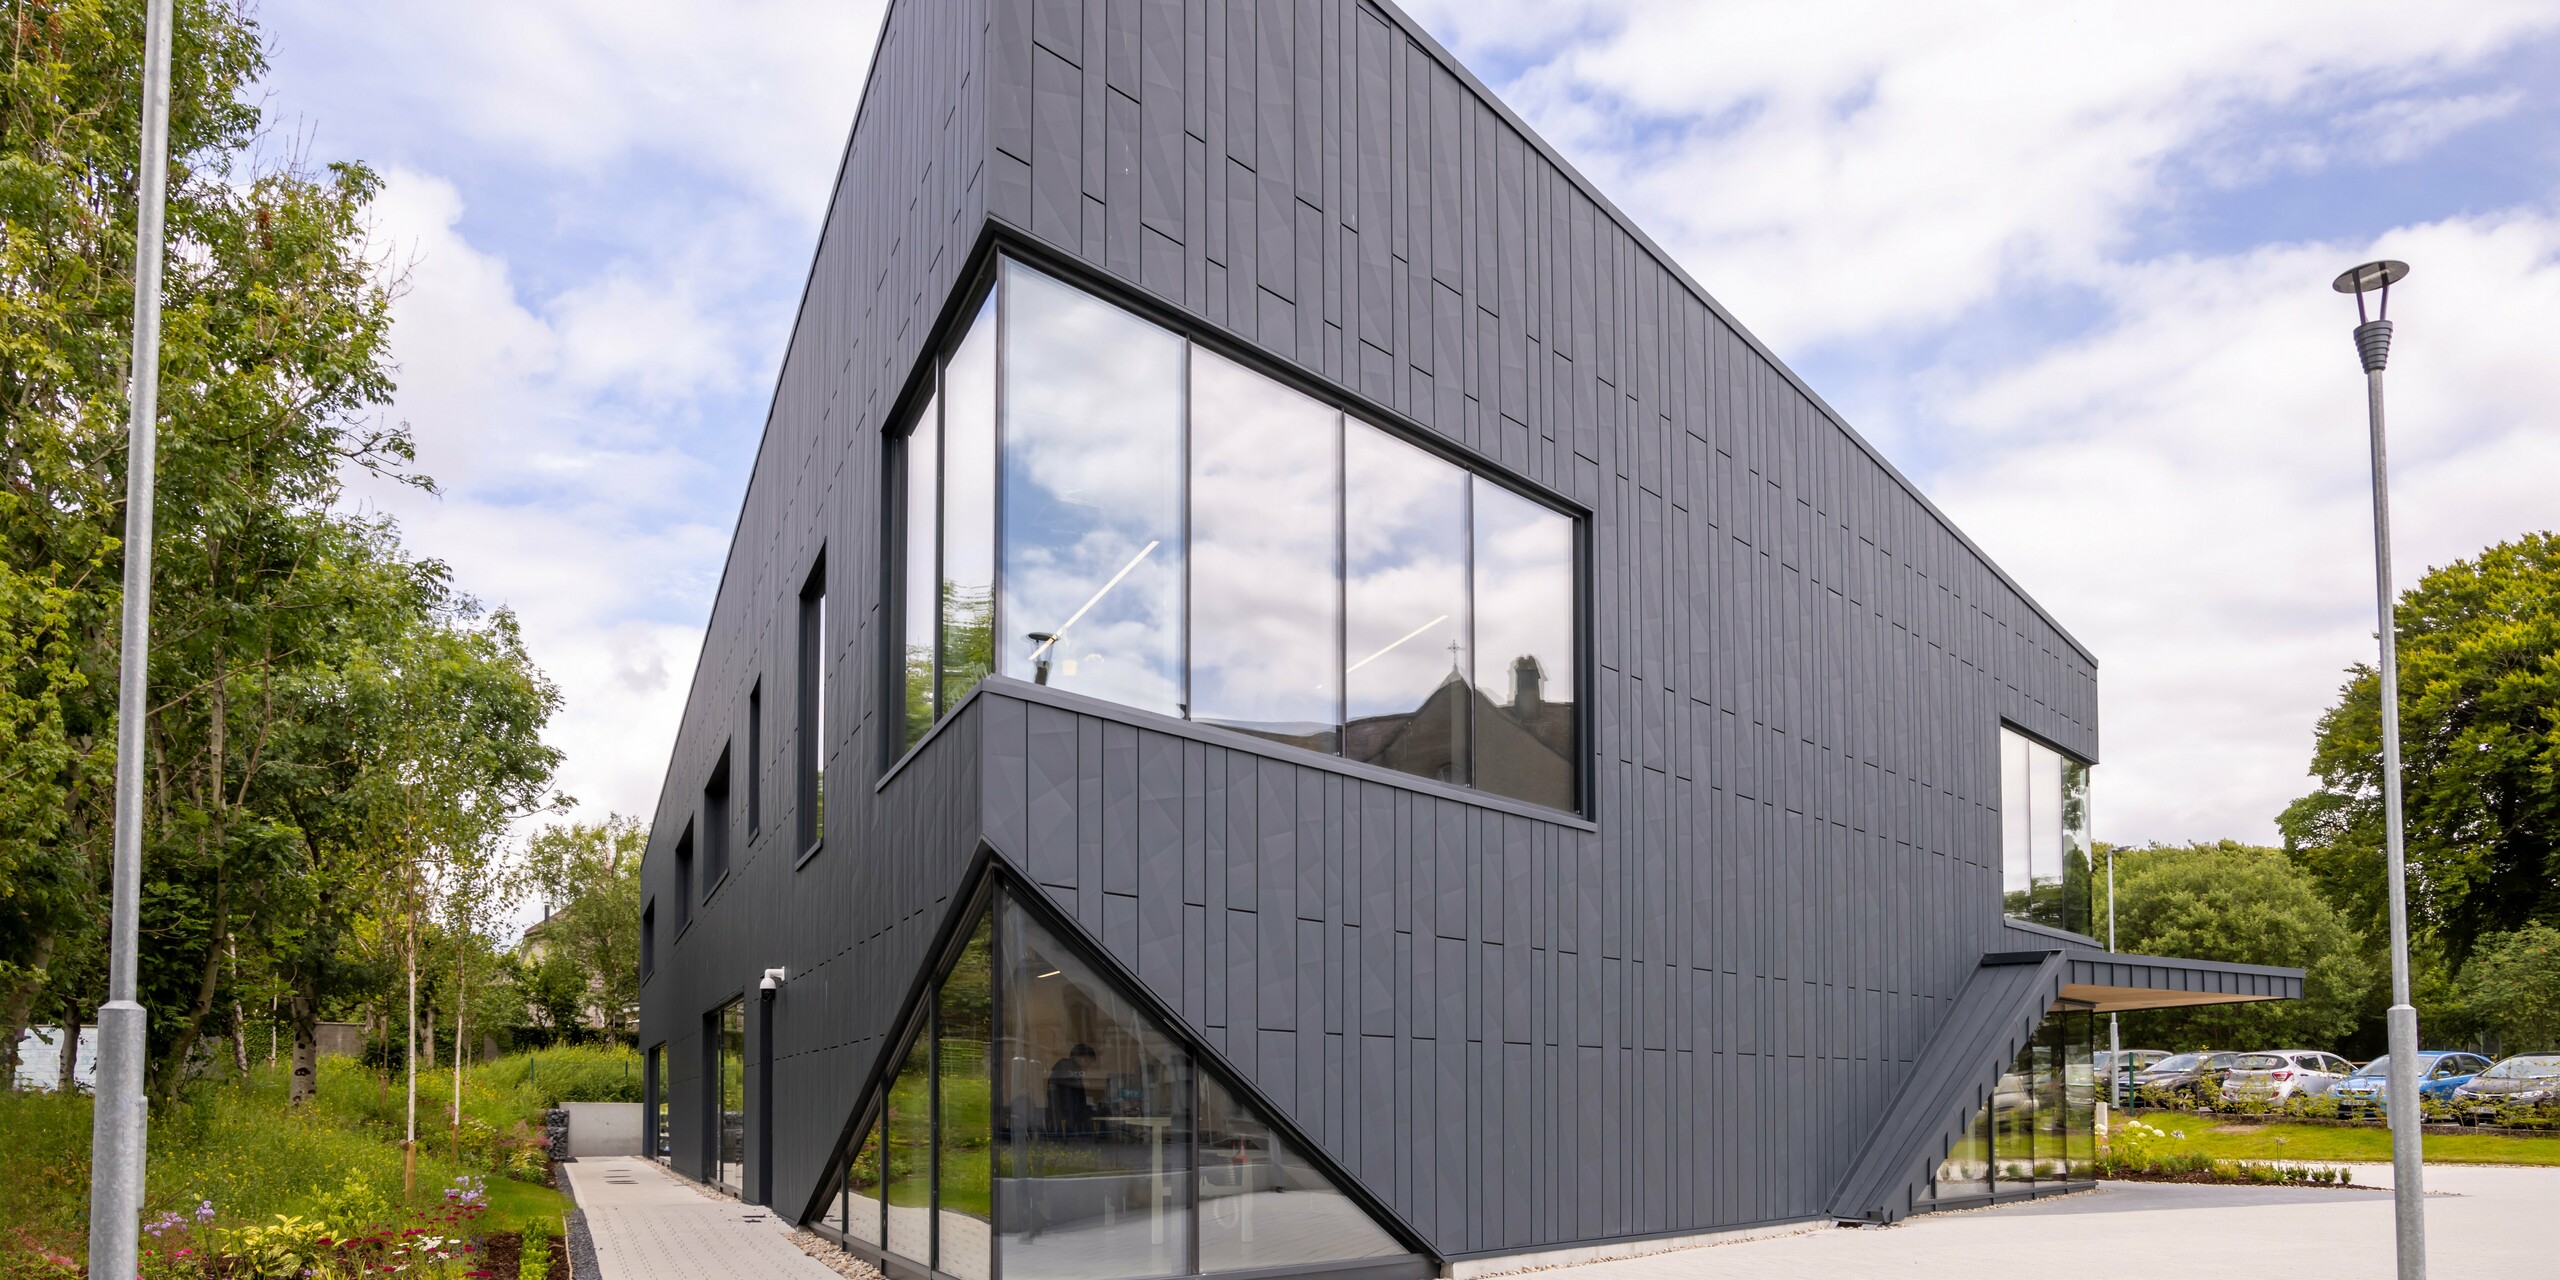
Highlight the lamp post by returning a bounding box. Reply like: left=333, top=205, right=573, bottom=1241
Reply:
left=2107, top=839, right=2121, bottom=1110
left=88, top=3, right=175, bottom=1277
left=2333, top=258, right=2423, bottom=1280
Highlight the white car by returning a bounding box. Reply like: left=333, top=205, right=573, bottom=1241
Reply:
left=2222, top=1049, right=2354, bottom=1102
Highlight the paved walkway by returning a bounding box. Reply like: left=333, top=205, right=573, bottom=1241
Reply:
left=560, top=1157, right=837, bottom=1280
left=1529, top=1163, right=2557, bottom=1278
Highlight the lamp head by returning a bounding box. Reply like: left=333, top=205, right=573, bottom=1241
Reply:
left=2332, top=260, right=2409, bottom=295
left=2334, top=260, right=2408, bottom=370
left=760, top=967, right=785, bottom=994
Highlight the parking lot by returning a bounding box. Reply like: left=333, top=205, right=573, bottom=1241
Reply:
left=1533, top=1163, right=2554, bottom=1278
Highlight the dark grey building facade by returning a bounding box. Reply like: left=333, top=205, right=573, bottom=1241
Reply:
left=637, top=3, right=2299, bottom=1276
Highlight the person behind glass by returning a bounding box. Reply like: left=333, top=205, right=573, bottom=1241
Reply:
left=1047, top=1043, right=1099, bottom=1141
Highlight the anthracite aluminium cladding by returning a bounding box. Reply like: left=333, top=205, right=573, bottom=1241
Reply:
left=639, top=0, right=2103, bottom=1263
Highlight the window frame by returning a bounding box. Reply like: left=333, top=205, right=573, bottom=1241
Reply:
left=702, top=744, right=731, bottom=894
left=639, top=898, right=656, bottom=981
left=882, top=250, right=1592, bottom=817
left=797, top=554, right=828, bottom=864
left=1996, top=721, right=2094, bottom=936
left=746, top=680, right=762, bottom=839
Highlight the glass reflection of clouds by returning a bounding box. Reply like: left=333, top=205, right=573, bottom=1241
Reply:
left=1189, top=348, right=1341, bottom=751
left=894, top=258, right=1580, bottom=810
left=997, top=263, right=1184, bottom=716
left=1344, top=420, right=1470, bottom=785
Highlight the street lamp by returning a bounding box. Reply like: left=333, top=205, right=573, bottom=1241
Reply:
left=2333, top=257, right=2424, bottom=1280
left=88, top=3, right=175, bottom=1278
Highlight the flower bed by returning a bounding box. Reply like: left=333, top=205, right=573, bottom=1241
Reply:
left=2095, top=1119, right=2367, bottom=1188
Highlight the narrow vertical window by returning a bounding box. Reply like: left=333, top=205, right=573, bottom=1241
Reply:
left=1344, top=419, right=1471, bottom=785
left=902, top=394, right=942, bottom=750
left=941, top=294, right=998, bottom=711
left=639, top=901, right=655, bottom=980
left=746, top=682, right=762, bottom=838
left=799, top=560, right=827, bottom=857
left=672, top=825, right=694, bottom=930
left=702, top=747, right=731, bottom=888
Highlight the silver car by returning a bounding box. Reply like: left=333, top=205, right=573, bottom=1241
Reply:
left=2221, top=1049, right=2354, bottom=1103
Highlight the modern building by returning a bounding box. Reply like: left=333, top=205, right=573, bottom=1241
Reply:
left=638, top=3, right=2304, bottom=1276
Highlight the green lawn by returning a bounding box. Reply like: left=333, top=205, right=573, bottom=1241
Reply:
left=2138, top=1114, right=2560, bottom=1167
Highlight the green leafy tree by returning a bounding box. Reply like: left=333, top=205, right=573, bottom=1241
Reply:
left=522, top=816, right=646, bottom=1041
left=2101, top=841, right=2376, bottom=1050
left=2459, top=924, right=2560, bottom=1054
left=2280, top=532, right=2560, bottom=963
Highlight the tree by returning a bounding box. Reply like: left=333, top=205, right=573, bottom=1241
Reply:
left=2100, top=841, right=2376, bottom=1050
left=522, top=816, right=646, bottom=1041
left=2459, top=924, right=2560, bottom=1055
left=2280, top=532, right=2560, bottom=963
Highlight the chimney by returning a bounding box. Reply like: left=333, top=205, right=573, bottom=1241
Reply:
left=1510, top=655, right=1544, bottom=715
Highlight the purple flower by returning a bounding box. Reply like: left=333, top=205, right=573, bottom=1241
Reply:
left=194, top=1200, right=216, bottom=1223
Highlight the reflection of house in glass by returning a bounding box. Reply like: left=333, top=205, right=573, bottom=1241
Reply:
left=637, top=1, right=2310, bottom=1273
left=1348, top=657, right=1575, bottom=812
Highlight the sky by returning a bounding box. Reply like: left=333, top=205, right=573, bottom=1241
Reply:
left=254, top=1, right=2560, bottom=870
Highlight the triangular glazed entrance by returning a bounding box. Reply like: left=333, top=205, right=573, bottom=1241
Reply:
left=818, top=879, right=1409, bottom=1278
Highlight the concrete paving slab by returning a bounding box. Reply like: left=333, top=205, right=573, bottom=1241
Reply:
left=560, top=1158, right=837, bottom=1280
left=1526, top=1164, right=2557, bottom=1279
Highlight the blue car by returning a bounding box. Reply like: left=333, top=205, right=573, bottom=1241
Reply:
left=2328, top=1051, right=2493, bottom=1114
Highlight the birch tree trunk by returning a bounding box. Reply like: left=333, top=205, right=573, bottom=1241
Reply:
left=404, top=908, right=418, bottom=1199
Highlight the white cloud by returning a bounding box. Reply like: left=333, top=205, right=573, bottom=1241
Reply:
left=1932, top=214, right=2560, bottom=843
left=351, top=169, right=734, bottom=848
left=267, top=0, right=885, bottom=215
left=1401, top=0, right=2560, bottom=347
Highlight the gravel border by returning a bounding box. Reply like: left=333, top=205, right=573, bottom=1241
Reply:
left=785, top=1225, right=888, bottom=1280
left=565, top=1207, right=598, bottom=1280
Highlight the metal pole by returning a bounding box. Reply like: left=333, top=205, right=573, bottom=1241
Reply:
left=2359, top=316, right=2427, bottom=1280
left=2107, top=842, right=2121, bottom=1110
left=88, top=1, right=175, bottom=1275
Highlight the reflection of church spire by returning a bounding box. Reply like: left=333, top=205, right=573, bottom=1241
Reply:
left=1440, top=637, right=1467, bottom=687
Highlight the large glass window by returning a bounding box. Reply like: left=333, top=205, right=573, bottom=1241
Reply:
left=828, top=885, right=1409, bottom=1275
left=1470, top=480, right=1579, bottom=810
left=998, top=264, right=1186, bottom=715
left=1197, top=1073, right=1401, bottom=1272
left=714, top=1000, right=745, bottom=1193
left=1927, top=1002, right=2098, bottom=1210
left=890, top=260, right=1582, bottom=812
left=885, top=1022, right=935, bottom=1261
left=1189, top=348, right=1341, bottom=752
left=939, top=914, right=996, bottom=1280
left=997, top=894, right=1193, bottom=1280
left=1999, top=727, right=2093, bottom=935
left=1344, top=422, right=1472, bottom=786
left=842, top=1114, right=884, bottom=1246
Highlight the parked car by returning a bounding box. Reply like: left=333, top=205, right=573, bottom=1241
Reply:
left=2329, top=1051, right=2495, bottom=1116
left=2133, top=1051, right=2240, bottom=1105
left=2220, top=1049, right=2355, bottom=1103
left=2094, top=1049, right=2170, bottom=1099
left=2450, top=1054, right=2560, bottom=1125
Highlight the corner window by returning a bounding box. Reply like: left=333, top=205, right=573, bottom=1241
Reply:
left=889, top=258, right=1582, bottom=811
left=2000, top=727, right=2092, bottom=936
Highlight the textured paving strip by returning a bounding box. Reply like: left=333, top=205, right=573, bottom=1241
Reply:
left=561, top=1157, right=838, bottom=1280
